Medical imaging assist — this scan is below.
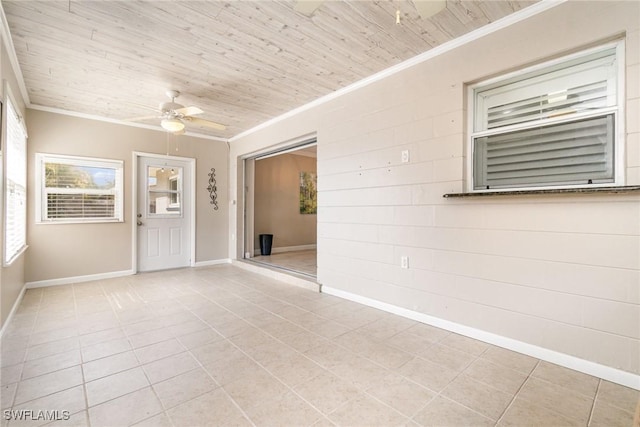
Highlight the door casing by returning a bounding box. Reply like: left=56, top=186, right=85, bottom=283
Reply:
left=240, top=135, right=317, bottom=261
left=132, top=151, right=196, bottom=273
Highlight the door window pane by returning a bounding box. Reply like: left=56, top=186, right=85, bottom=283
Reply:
left=147, top=166, right=182, bottom=215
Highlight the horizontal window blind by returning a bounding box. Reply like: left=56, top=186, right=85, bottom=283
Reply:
left=474, top=114, right=614, bottom=189
left=46, top=194, right=116, bottom=219
left=37, top=154, right=123, bottom=222
left=486, top=80, right=610, bottom=129
left=5, top=182, right=26, bottom=263
left=471, top=42, right=621, bottom=191
left=475, top=47, right=617, bottom=132
left=4, top=98, right=27, bottom=265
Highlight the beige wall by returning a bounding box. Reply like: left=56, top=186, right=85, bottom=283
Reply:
left=1, top=29, right=28, bottom=329
left=230, top=0, right=640, bottom=379
left=25, top=109, right=229, bottom=283
left=254, top=153, right=316, bottom=252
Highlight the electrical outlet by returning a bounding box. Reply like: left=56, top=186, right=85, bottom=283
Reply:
left=245, top=252, right=251, bottom=259
left=401, top=150, right=410, bottom=163
left=401, top=256, right=409, bottom=269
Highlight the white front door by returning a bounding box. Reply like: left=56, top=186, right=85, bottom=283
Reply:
left=137, top=155, right=192, bottom=272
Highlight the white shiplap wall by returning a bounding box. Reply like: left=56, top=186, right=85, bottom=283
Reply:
left=230, top=0, right=640, bottom=386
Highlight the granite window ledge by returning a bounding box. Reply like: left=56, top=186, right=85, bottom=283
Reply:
left=443, top=186, right=640, bottom=198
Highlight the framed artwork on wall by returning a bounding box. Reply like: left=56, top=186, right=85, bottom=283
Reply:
left=299, top=171, right=317, bottom=214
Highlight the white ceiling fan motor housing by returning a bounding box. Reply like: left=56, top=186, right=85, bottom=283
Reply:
left=159, top=101, right=184, bottom=113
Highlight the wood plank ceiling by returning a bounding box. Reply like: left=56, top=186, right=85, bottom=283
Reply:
left=2, top=0, right=538, bottom=139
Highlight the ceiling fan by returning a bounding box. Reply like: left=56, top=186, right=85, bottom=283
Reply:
left=129, top=90, right=226, bottom=134
left=294, top=0, right=447, bottom=20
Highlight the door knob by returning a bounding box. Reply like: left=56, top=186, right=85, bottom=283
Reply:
left=137, top=220, right=143, bottom=226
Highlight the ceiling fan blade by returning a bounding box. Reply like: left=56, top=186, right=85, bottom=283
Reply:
left=185, top=116, right=227, bottom=131
left=413, top=0, right=447, bottom=18
left=294, top=0, right=324, bottom=16
left=175, top=106, right=203, bottom=116
left=126, top=115, right=159, bottom=122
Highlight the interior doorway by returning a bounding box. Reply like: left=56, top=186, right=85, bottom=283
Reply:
left=244, top=141, right=317, bottom=277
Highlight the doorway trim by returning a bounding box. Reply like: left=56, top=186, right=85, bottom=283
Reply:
left=240, top=133, right=317, bottom=267
left=132, top=151, right=196, bottom=273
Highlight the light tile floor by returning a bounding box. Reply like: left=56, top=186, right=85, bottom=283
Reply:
left=251, top=250, right=317, bottom=277
left=1, top=265, right=638, bottom=426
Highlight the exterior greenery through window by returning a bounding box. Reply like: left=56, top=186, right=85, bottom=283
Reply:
left=36, top=154, right=123, bottom=223
left=470, top=41, right=623, bottom=191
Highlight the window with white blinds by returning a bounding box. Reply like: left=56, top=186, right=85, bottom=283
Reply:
left=36, top=154, right=123, bottom=223
left=471, top=42, right=623, bottom=191
left=4, top=97, right=27, bottom=265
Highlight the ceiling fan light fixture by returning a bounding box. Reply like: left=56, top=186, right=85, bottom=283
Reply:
left=161, top=118, right=185, bottom=132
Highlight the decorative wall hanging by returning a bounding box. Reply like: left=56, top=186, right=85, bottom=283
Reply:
left=299, top=172, right=317, bottom=214
left=207, top=168, right=218, bottom=210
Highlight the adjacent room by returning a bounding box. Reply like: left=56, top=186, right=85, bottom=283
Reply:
left=247, top=143, right=318, bottom=277
left=0, top=1, right=638, bottom=426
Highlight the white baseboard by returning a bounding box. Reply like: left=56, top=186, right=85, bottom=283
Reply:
left=253, top=244, right=317, bottom=256
left=25, top=260, right=232, bottom=288
left=322, top=286, right=640, bottom=391
left=26, top=270, right=135, bottom=289
left=0, top=284, right=27, bottom=339
left=194, top=258, right=232, bottom=267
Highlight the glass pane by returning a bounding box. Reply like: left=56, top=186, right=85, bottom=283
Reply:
left=147, top=166, right=182, bottom=215
left=45, top=163, right=116, bottom=190
left=474, top=114, right=614, bottom=189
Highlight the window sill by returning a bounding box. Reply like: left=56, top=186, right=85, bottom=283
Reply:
left=36, top=219, right=124, bottom=225
left=443, top=185, right=640, bottom=198
left=3, top=245, right=28, bottom=267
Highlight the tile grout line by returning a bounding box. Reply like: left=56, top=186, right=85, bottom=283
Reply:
left=493, top=359, right=541, bottom=426
left=7, top=288, right=43, bottom=412
left=5, top=266, right=636, bottom=426
left=74, top=280, right=92, bottom=427
left=183, top=272, right=471, bottom=425
left=132, top=276, right=257, bottom=427
left=406, top=342, right=499, bottom=426
left=6, top=287, right=87, bottom=423
left=125, top=276, right=203, bottom=427
left=180, top=274, right=389, bottom=423
left=195, top=269, right=501, bottom=425
left=79, top=277, right=157, bottom=425
left=586, top=379, right=603, bottom=426
left=6, top=270, right=462, bottom=425
left=159, top=310, right=256, bottom=426
left=177, top=281, right=328, bottom=425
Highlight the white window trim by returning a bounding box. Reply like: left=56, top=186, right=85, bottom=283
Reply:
left=466, top=40, right=626, bottom=193
left=168, top=175, right=180, bottom=208
left=3, top=83, right=28, bottom=266
left=35, top=153, right=124, bottom=224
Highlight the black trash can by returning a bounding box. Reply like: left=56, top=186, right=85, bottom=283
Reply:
left=259, top=234, right=273, bottom=256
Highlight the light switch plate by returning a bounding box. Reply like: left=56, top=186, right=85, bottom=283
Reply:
left=401, top=150, right=410, bottom=163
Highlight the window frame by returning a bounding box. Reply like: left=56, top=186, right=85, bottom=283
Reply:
left=168, top=175, right=180, bottom=208
left=3, top=85, right=28, bottom=266
left=466, top=40, right=626, bottom=193
left=146, top=165, right=183, bottom=217
left=35, top=153, right=124, bottom=224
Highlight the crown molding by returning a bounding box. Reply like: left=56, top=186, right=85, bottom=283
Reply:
left=229, top=0, right=567, bottom=143
left=29, top=104, right=229, bottom=142
left=0, top=3, right=30, bottom=107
